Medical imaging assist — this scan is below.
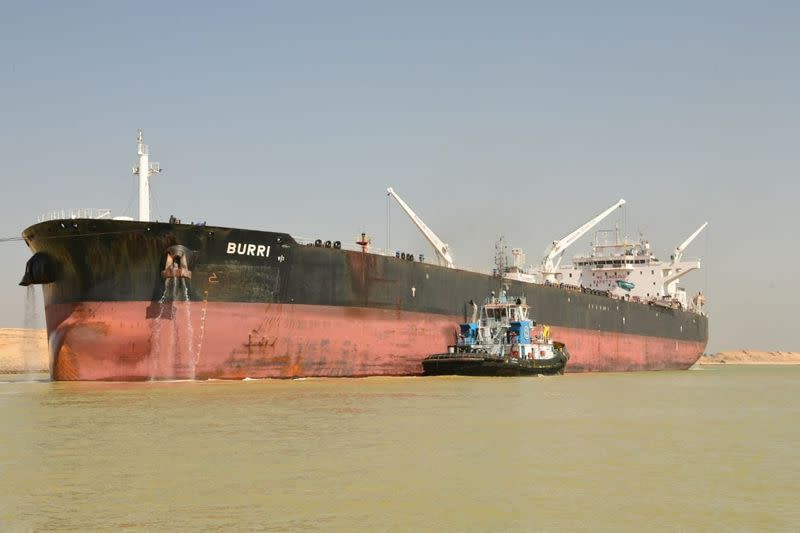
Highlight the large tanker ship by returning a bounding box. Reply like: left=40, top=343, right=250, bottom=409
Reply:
left=20, top=132, right=708, bottom=380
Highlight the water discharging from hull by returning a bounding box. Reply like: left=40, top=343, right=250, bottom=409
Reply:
left=23, top=286, right=42, bottom=375
left=150, top=278, right=197, bottom=380
left=182, top=280, right=197, bottom=378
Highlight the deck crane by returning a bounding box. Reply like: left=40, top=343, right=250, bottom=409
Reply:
left=539, top=199, right=626, bottom=282
left=663, top=222, right=708, bottom=299
left=386, top=187, right=455, bottom=268
left=670, top=222, right=708, bottom=265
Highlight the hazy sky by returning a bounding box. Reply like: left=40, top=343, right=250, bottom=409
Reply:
left=1, top=1, right=798, bottom=352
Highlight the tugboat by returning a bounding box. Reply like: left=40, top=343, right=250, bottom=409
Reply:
left=422, top=292, right=569, bottom=376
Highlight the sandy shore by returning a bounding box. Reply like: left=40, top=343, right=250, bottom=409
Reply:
left=697, top=350, right=800, bottom=365
left=0, top=328, right=49, bottom=373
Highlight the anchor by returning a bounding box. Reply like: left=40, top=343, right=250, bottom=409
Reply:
left=161, top=245, right=192, bottom=280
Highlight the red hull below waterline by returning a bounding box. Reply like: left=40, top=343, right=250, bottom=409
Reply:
left=44, top=301, right=703, bottom=381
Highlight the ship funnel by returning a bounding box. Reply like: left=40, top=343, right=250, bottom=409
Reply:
left=19, top=252, right=59, bottom=286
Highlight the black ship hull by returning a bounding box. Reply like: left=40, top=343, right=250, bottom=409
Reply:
left=20, top=219, right=708, bottom=380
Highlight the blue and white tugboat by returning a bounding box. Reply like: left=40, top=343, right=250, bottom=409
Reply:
left=422, top=292, right=569, bottom=376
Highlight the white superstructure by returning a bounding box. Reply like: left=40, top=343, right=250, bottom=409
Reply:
left=503, top=201, right=708, bottom=313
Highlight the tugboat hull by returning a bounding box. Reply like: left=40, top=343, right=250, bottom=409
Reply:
left=422, top=353, right=568, bottom=376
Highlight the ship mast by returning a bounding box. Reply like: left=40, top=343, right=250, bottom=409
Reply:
left=133, top=129, right=161, bottom=222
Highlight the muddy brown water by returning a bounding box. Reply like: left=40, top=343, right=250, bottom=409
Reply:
left=1, top=366, right=798, bottom=531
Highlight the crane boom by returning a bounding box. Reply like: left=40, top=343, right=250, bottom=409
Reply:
left=387, top=187, right=454, bottom=268
left=672, top=222, right=708, bottom=264
left=541, top=198, right=626, bottom=274
left=664, top=222, right=708, bottom=299
left=663, top=260, right=702, bottom=287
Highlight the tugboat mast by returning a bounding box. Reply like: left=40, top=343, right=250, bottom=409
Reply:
left=133, top=129, right=161, bottom=222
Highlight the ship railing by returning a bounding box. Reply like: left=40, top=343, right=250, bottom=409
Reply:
left=590, top=263, right=636, bottom=271
left=292, top=236, right=493, bottom=272
left=294, top=236, right=429, bottom=263
left=544, top=277, right=708, bottom=315
left=294, top=236, right=387, bottom=254
left=37, top=208, right=112, bottom=223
